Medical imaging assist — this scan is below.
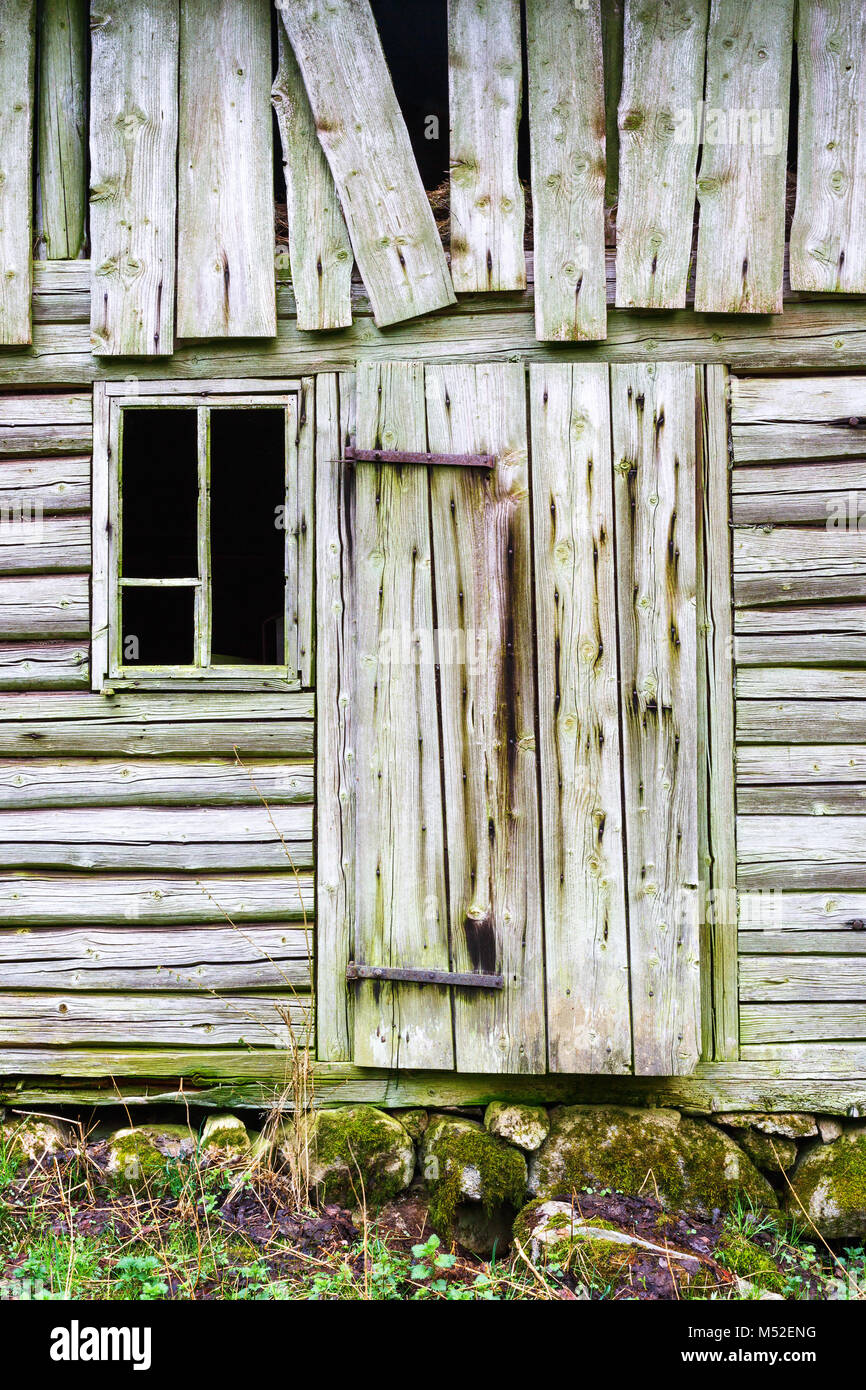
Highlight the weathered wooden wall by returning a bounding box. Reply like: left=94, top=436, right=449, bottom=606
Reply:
left=0, top=380, right=315, bottom=1059
left=733, top=372, right=866, bottom=1074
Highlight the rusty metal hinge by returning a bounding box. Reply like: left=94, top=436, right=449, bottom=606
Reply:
left=344, top=444, right=495, bottom=470
left=346, top=961, right=504, bottom=989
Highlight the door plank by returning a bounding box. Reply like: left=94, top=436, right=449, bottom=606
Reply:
left=176, top=0, right=275, bottom=339
left=272, top=15, right=352, bottom=332
left=280, top=0, right=455, bottom=327
left=526, top=0, right=607, bottom=340
left=315, top=372, right=355, bottom=1061
left=89, top=0, right=177, bottom=355
left=791, top=0, right=866, bottom=292
left=449, top=0, right=525, bottom=292
left=616, top=0, right=707, bottom=309
left=0, top=0, right=35, bottom=345
left=427, top=363, right=545, bottom=1073
left=612, top=362, right=700, bottom=1073
left=694, top=0, right=794, bottom=313
left=352, top=363, right=453, bottom=1070
left=530, top=364, right=631, bottom=1072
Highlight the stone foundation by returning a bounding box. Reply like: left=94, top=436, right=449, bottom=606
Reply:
left=4, top=1100, right=866, bottom=1246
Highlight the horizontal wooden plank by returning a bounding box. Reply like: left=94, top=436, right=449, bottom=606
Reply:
left=0, top=575, right=89, bottom=640
left=6, top=1057, right=866, bottom=1107
left=0, top=456, right=90, bottom=512
left=741, top=1002, right=866, bottom=1043
left=738, top=667, right=866, bottom=698
left=0, top=691, right=314, bottom=722
left=735, top=634, right=866, bottom=665
left=0, top=390, right=92, bottom=423
left=739, top=1043, right=866, bottom=1069
left=0, top=516, right=89, bottom=575
left=732, top=422, right=866, bottom=462
left=731, top=374, right=866, bottom=425
left=740, top=955, right=866, bottom=1001
left=737, top=744, right=866, bottom=783
left=737, top=700, right=866, bottom=743
left=0, top=872, right=314, bottom=924
left=738, top=813, right=866, bottom=887
left=739, top=890, right=866, bottom=929
left=736, top=603, right=866, bottom=635
left=0, top=992, right=310, bottom=1047
left=16, top=301, right=866, bottom=386
left=734, top=527, right=866, bottom=605
left=738, top=784, right=866, bottom=815
left=0, top=719, right=314, bottom=758
left=0, top=804, right=312, bottom=870
left=0, top=641, right=87, bottom=689
left=740, top=930, right=866, bottom=955
left=0, top=926, right=310, bottom=990
left=731, top=461, right=866, bottom=524
left=0, top=757, right=313, bottom=808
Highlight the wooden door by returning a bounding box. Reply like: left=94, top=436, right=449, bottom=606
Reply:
left=317, top=361, right=701, bottom=1076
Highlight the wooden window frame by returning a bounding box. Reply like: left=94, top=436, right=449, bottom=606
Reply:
left=92, top=379, right=312, bottom=692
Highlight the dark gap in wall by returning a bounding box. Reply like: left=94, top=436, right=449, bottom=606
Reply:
left=210, top=408, right=286, bottom=666
left=121, top=586, right=195, bottom=666
left=121, top=409, right=198, bottom=579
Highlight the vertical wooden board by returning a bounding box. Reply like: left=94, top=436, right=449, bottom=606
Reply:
left=315, top=370, right=355, bottom=1060
left=36, top=0, right=87, bottom=260
left=89, top=0, right=177, bottom=356
left=0, top=0, right=35, bottom=346
left=615, top=0, right=708, bottom=309
left=529, top=364, right=631, bottom=1073
left=280, top=0, right=455, bottom=327
left=448, top=0, right=525, bottom=293
left=426, top=363, right=545, bottom=1073
left=790, top=1, right=866, bottom=293
left=296, top=377, right=315, bottom=687
left=272, top=15, right=352, bottom=331
left=612, top=362, right=700, bottom=1074
left=90, top=381, right=108, bottom=690
left=526, top=0, right=607, bottom=342
left=700, top=364, right=738, bottom=1059
left=693, top=0, right=794, bottom=313
left=176, top=0, right=276, bottom=340
left=351, top=364, right=453, bottom=1070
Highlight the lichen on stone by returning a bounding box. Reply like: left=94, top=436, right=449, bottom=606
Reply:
left=527, top=1105, right=776, bottom=1218
left=484, top=1102, right=550, bottom=1152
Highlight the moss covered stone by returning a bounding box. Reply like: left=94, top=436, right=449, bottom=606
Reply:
left=484, top=1102, right=550, bottom=1152
left=422, top=1116, right=527, bottom=1254
left=0, top=1117, right=69, bottom=1165
left=200, top=1113, right=251, bottom=1157
left=279, top=1106, right=414, bottom=1208
left=715, top=1112, right=818, bottom=1140
left=736, top=1129, right=798, bottom=1175
left=105, top=1123, right=193, bottom=1190
left=786, top=1125, right=866, bottom=1237
left=527, top=1106, right=776, bottom=1218
left=395, top=1109, right=428, bottom=1145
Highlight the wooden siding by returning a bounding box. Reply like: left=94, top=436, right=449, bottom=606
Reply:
left=0, top=0, right=35, bottom=346
left=36, top=0, right=87, bottom=261
left=732, top=371, right=866, bottom=1066
left=89, top=0, right=178, bottom=356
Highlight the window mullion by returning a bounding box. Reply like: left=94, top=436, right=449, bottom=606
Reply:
left=196, top=406, right=212, bottom=667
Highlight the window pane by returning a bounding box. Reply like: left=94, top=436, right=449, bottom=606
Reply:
left=121, top=409, right=198, bottom=578
left=121, top=587, right=195, bottom=666
left=210, top=408, right=286, bottom=665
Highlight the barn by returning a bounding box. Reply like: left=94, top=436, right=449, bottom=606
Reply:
left=1, top=0, right=866, bottom=1128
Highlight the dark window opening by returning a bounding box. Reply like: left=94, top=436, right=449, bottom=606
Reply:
left=121, top=409, right=198, bottom=578
left=210, top=409, right=286, bottom=666
left=122, top=586, right=195, bottom=667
